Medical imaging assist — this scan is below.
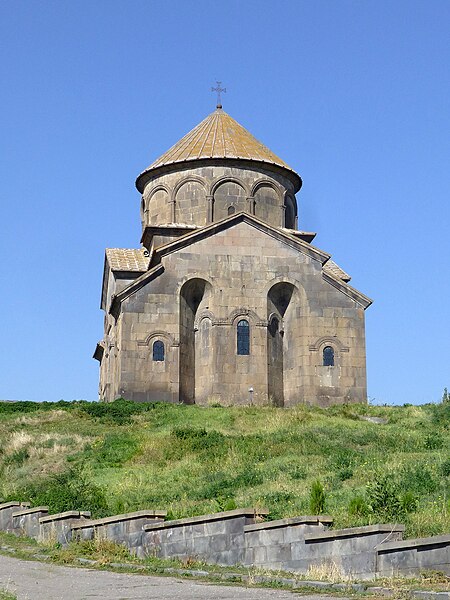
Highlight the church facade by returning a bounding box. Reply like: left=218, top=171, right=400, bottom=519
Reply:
left=94, top=106, right=372, bottom=406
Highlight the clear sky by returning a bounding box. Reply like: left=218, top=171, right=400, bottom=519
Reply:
left=0, top=0, right=449, bottom=404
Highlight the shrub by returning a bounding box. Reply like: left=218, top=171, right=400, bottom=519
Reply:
left=215, top=496, right=237, bottom=512
left=4, top=448, right=29, bottom=466
left=0, top=590, right=17, bottom=600
left=78, top=398, right=158, bottom=424
left=172, top=427, right=224, bottom=447
left=432, top=402, right=450, bottom=428
left=289, top=465, right=307, bottom=480
left=15, top=467, right=108, bottom=517
left=400, top=491, right=418, bottom=513
left=366, top=474, right=403, bottom=520
left=400, top=464, right=438, bottom=494
left=424, top=433, right=444, bottom=450
left=310, top=480, right=326, bottom=514
left=348, top=495, right=369, bottom=516
left=90, top=433, right=140, bottom=467
left=441, top=458, right=450, bottom=477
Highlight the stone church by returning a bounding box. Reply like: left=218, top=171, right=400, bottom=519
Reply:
left=94, top=104, right=372, bottom=406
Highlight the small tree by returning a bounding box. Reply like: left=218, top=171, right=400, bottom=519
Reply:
left=310, top=480, right=326, bottom=514
left=442, top=388, right=450, bottom=404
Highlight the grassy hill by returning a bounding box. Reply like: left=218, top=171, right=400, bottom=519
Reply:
left=0, top=400, right=448, bottom=538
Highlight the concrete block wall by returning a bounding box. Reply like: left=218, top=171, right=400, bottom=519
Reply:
left=0, top=502, right=30, bottom=533
left=0, top=501, right=448, bottom=580
left=243, top=515, right=333, bottom=569
left=300, top=524, right=405, bottom=580
left=12, top=506, right=49, bottom=539
left=39, top=511, right=91, bottom=545
left=144, top=508, right=269, bottom=566
left=376, top=535, right=450, bottom=577
left=71, top=510, right=167, bottom=557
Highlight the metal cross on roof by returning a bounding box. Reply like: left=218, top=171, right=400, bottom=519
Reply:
left=211, top=81, right=226, bottom=109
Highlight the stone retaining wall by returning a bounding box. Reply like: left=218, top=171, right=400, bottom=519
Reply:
left=144, top=508, right=269, bottom=566
left=243, top=515, right=333, bottom=569
left=376, top=534, right=450, bottom=577
left=39, top=511, right=92, bottom=545
left=0, top=502, right=30, bottom=533
left=301, top=524, right=405, bottom=579
left=0, top=501, right=448, bottom=580
left=71, top=510, right=167, bottom=557
left=12, top=506, right=49, bottom=539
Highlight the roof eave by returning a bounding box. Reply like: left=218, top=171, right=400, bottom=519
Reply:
left=322, top=271, right=373, bottom=310
left=135, top=157, right=302, bottom=194
left=151, top=212, right=329, bottom=267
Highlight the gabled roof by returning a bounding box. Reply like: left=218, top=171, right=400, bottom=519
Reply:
left=105, top=248, right=149, bottom=272
left=108, top=212, right=372, bottom=317
left=149, top=212, right=330, bottom=267
left=323, top=259, right=351, bottom=283
left=322, top=270, right=372, bottom=309
left=136, top=108, right=301, bottom=192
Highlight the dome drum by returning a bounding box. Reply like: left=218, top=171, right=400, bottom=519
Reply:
left=141, top=163, right=298, bottom=230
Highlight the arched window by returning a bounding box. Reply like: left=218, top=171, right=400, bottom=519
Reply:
left=152, top=340, right=165, bottom=362
left=323, top=346, right=334, bottom=367
left=227, top=205, right=236, bottom=216
left=237, top=320, right=250, bottom=355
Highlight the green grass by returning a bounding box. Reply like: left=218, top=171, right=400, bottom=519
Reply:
left=0, top=400, right=449, bottom=537
left=0, top=592, right=17, bottom=600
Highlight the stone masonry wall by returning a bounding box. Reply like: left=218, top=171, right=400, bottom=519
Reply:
left=0, top=502, right=449, bottom=579
left=141, top=163, right=296, bottom=230
left=117, top=220, right=367, bottom=406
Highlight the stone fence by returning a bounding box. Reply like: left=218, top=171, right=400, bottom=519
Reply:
left=0, top=500, right=448, bottom=580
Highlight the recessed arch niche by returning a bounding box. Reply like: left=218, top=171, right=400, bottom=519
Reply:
left=284, top=195, right=297, bottom=229
left=267, top=282, right=297, bottom=407
left=144, top=187, right=171, bottom=226
left=254, top=184, right=281, bottom=227
left=179, top=278, right=212, bottom=403
left=175, top=180, right=207, bottom=225
left=213, top=180, right=247, bottom=221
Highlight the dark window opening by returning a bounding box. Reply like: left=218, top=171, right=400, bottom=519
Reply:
left=323, top=346, right=334, bottom=367
left=228, top=205, right=236, bottom=216
left=237, top=320, right=250, bottom=355
left=153, top=340, right=165, bottom=362
left=268, top=316, right=279, bottom=337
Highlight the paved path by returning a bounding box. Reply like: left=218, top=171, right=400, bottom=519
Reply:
left=0, top=554, right=345, bottom=600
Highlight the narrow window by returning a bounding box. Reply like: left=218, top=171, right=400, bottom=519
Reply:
left=323, top=346, right=334, bottom=367
left=228, top=205, right=236, bottom=216
left=153, top=340, right=165, bottom=362
left=237, top=320, right=250, bottom=355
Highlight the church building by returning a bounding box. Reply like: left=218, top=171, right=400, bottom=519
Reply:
left=94, top=103, right=372, bottom=406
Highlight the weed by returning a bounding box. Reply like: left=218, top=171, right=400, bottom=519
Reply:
left=14, top=466, right=108, bottom=517
left=348, top=495, right=369, bottom=516
left=310, top=480, right=326, bottom=514
left=0, top=590, right=17, bottom=600
left=425, top=433, right=444, bottom=450
left=441, top=458, right=450, bottom=477
left=88, top=433, right=140, bottom=467
left=366, top=474, right=403, bottom=519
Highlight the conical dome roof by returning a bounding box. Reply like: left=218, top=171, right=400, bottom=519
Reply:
left=136, top=108, right=301, bottom=192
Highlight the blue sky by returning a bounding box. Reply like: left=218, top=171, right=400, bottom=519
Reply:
left=0, top=0, right=449, bottom=404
